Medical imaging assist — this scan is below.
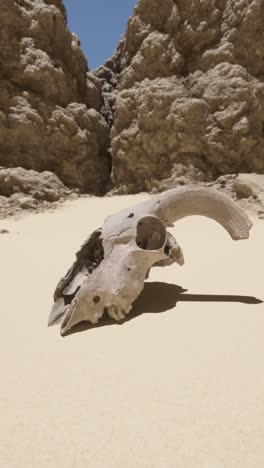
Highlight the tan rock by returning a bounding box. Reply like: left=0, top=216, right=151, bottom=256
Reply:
left=0, top=0, right=110, bottom=193
left=1, top=0, right=264, bottom=200
left=0, top=167, right=70, bottom=201
left=233, top=173, right=264, bottom=200
left=107, top=0, right=264, bottom=192
left=0, top=166, right=75, bottom=218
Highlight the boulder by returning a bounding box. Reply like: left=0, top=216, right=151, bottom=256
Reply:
left=1, top=0, right=264, bottom=201
left=233, top=173, right=264, bottom=200
left=0, top=167, right=72, bottom=201
left=0, top=0, right=110, bottom=193
left=0, top=167, right=75, bottom=217
left=107, top=0, right=264, bottom=192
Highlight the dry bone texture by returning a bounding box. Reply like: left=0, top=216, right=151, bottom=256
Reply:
left=48, top=187, right=252, bottom=335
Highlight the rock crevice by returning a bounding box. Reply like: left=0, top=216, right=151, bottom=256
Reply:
left=1, top=0, right=264, bottom=214
left=106, top=0, right=264, bottom=193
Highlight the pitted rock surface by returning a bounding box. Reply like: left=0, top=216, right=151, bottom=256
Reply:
left=0, top=166, right=76, bottom=218
left=108, top=0, right=264, bottom=192
left=1, top=0, right=264, bottom=208
left=0, top=0, right=110, bottom=193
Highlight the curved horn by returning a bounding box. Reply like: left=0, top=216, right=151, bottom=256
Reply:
left=151, top=187, right=252, bottom=240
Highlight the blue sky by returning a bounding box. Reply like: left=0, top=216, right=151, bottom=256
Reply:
left=63, top=0, right=136, bottom=70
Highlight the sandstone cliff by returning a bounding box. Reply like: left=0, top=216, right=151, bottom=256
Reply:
left=108, top=0, right=264, bottom=193
left=1, top=0, right=264, bottom=218
left=0, top=0, right=111, bottom=194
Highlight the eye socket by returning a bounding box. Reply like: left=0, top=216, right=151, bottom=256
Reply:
left=93, top=295, right=101, bottom=304
left=136, top=216, right=166, bottom=250
left=128, top=213, right=134, bottom=218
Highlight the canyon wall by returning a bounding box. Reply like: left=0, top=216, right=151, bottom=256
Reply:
left=108, top=0, right=264, bottom=192
left=1, top=0, right=264, bottom=207
left=0, top=0, right=110, bottom=194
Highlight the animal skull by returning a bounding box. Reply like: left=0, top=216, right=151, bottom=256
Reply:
left=48, top=187, right=252, bottom=335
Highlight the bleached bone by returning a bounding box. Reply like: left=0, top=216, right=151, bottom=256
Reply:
left=48, top=186, right=253, bottom=335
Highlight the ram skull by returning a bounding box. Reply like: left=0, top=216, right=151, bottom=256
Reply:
left=48, top=187, right=252, bottom=335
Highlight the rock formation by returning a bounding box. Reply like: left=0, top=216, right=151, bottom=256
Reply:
left=0, top=0, right=110, bottom=194
left=0, top=166, right=74, bottom=218
left=108, top=0, right=264, bottom=193
left=1, top=0, right=264, bottom=217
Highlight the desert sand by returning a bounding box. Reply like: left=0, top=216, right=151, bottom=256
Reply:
left=0, top=194, right=263, bottom=468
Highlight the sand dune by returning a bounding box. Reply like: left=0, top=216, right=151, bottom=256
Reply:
left=0, top=194, right=263, bottom=468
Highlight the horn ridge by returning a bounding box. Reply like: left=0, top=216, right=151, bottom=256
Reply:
left=152, top=186, right=252, bottom=240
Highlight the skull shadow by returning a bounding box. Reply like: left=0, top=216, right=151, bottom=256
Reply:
left=63, top=282, right=262, bottom=336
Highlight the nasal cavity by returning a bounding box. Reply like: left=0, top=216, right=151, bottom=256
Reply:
left=136, top=216, right=166, bottom=250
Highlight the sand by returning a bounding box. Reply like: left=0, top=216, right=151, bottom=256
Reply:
left=0, top=194, right=263, bottom=468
